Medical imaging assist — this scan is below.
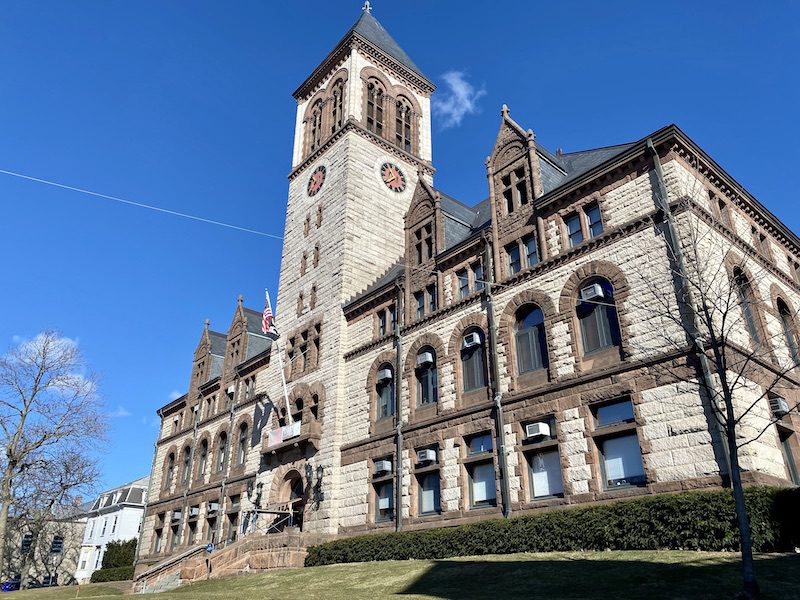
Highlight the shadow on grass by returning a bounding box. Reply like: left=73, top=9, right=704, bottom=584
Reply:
left=399, top=554, right=800, bottom=600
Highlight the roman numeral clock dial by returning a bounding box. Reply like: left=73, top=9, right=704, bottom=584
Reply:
left=307, top=165, right=326, bottom=196
left=380, top=162, right=407, bottom=193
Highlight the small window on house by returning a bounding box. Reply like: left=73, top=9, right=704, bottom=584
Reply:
left=576, top=278, right=621, bottom=355
left=565, top=213, right=583, bottom=247
left=523, top=234, right=539, bottom=268
left=414, top=223, right=434, bottom=263
left=111, top=516, right=118, bottom=534
left=507, top=243, right=521, bottom=276
left=472, top=261, right=485, bottom=291
left=585, top=203, right=603, bottom=238
left=374, top=480, right=393, bottom=522
left=468, top=432, right=493, bottom=454
left=515, top=305, right=548, bottom=373
left=415, top=291, right=425, bottom=321
left=20, top=533, right=32, bottom=555
left=415, top=347, right=438, bottom=405
left=457, top=269, right=469, bottom=300
left=461, top=329, right=486, bottom=392
left=427, top=283, right=437, bottom=313
left=529, top=449, right=563, bottom=498
left=378, top=310, right=388, bottom=336
left=501, top=174, right=513, bottom=214
left=50, top=535, right=64, bottom=554
left=376, top=364, right=394, bottom=419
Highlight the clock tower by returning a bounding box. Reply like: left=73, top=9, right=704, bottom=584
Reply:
left=267, top=8, right=435, bottom=534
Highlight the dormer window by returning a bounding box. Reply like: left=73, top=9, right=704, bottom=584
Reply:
left=414, top=223, right=434, bottom=263
left=500, top=167, right=528, bottom=214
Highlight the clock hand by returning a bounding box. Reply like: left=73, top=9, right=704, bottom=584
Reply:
left=385, top=173, right=396, bottom=183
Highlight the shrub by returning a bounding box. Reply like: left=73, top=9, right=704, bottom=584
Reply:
left=89, top=565, right=134, bottom=583
left=101, top=538, right=138, bottom=569
left=305, top=487, right=800, bottom=567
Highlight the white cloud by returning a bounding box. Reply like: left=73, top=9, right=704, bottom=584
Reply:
left=109, top=405, right=131, bottom=418
left=432, top=71, right=486, bottom=129
left=168, top=390, right=182, bottom=401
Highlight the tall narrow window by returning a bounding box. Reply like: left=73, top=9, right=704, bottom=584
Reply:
left=417, top=472, right=441, bottom=515
left=217, top=433, right=228, bottom=473
left=594, top=398, right=645, bottom=489
left=523, top=234, right=539, bottom=268
left=165, top=453, right=175, bottom=489
left=416, top=347, right=438, bottom=405
left=198, top=440, right=208, bottom=477
left=566, top=213, right=583, bottom=247
left=585, top=203, right=603, bottom=238
left=395, top=98, right=412, bottom=153
left=734, top=268, right=761, bottom=344
left=466, top=433, right=496, bottom=508
left=181, top=446, right=191, bottom=484
left=237, top=424, right=248, bottom=465
left=415, top=291, right=425, bottom=321
left=515, top=305, right=548, bottom=373
left=461, top=329, right=486, bottom=392
left=376, top=364, right=394, bottom=419
left=366, top=82, right=384, bottom=136
left=427, top=283, right=437, bottom=314
left=374, top=480, right=393, bottom=522
left=472, top=262, right=485, bottom=291
left=507, top=243, right=521, bottom=276
left=309, top=101, right=323, bottom=152
left=778, top=299, right=799, bottom=365
left=576, top=278, right=621, bottom=354
left=331, top=81, right=344, bottom=134
left=457, top=269, right=469, bottom=300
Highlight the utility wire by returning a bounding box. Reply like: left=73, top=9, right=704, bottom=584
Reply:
left=0, top=168, right=283, bottom=240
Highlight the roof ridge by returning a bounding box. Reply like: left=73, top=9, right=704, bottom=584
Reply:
left=558, top=141, right=635, bottom=156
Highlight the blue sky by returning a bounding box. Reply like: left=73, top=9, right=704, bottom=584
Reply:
left=1, top=1, right=798, bottom=490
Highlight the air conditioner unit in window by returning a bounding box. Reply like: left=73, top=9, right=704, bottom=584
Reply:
left=227, top=385, right=236, bottom=395
left=579, top=283, right=604, bottom=302
left=416, top=352, right=434, bottom=367
left=207, top=502, right=219, bottom=514
left=378, top=497, right=391, bottom=510
left=769, top=395, right=790, bottom=417
left=525, top=422, right=551, bottom=439
left=170, top=511, right=182, bottom=523
left=189, top=507, right=199, bottom=518
left=416, top=449, right=436, bottom=463
left=462, top=332, right=482, bottom=349
left=374, top=460, right=392, bottom=475
left=377, top=368, right=393, bottom=383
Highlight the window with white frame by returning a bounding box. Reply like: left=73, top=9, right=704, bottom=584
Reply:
left=523, top=416, right=563, bottom=499
left=593, top=398, right=645, bottom=489
left=465, top=432, right=496, bottom=508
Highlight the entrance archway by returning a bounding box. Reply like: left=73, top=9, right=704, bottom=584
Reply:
left=279, top=470, right=306, bottom=530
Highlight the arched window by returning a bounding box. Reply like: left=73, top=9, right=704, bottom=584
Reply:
left=395, top=97, right=412, bottom=153
left=198, top=440, right=208, bottom=477
left=515, top=305, right=548, bottom=373
left=313, top=244, right=320, bottom=267
left=165, top=453, right=175, bottom=489
left=237, top=424, right=248, bottom=466
left=778, top=299, right=799, bottom=364
left=181, top=446, right=191, bottom=484
left=733, top=268, right=760, bottom=344
left=308, top=100, right=323, bottom=153
left=366, top=81, right=384, bottom=136
left=376, top=364, right=394, bottom=419
left=415, top=347, right=438, bottom=405
left=461, top=329, right=487, bottom=392
left=576, top=278, right=621, bottom=354
left=331, top=81, right=345, bottom=134
left=216, top=433, right=228, bottom=473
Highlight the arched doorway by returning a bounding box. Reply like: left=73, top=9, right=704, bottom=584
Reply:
left=280, top=470, right=306, bottom=530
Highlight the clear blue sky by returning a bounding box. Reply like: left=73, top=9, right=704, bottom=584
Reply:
left=1, top=1, right=797, bottom=490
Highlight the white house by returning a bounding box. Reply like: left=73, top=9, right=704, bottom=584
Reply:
left=74, top=476, right=149, bottom=583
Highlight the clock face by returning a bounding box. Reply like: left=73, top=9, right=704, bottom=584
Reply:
left=380, top=162, right=407, bottom=193
left=307, top=165, right=326, bottom=197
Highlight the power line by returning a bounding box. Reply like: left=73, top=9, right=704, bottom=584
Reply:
left=0, top=168, right=283, bottom=240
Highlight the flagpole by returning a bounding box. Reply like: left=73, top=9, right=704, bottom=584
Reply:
left=266, top=289, right=294, bottom=425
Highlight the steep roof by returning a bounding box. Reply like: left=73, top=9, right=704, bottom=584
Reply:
left=349, top=11, right=429, bottom=83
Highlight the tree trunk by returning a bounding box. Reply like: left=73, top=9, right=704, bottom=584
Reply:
left=726, top=413, right=760, bottom=599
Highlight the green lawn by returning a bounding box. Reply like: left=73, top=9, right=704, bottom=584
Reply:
left=7, top=552, right=800, bottom=600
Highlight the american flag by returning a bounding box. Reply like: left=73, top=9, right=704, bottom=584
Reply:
left=262, top=292, right=275, bottom=334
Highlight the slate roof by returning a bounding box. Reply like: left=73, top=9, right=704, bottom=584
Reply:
left=343, top=136, right=638, bottom=311
left=208, top=331, right=227, bottom=356
left=348, top=11, right=431, bottom=85
left=88, top=476, right=149, bottom=513
left=243, top=308, right=273, bottom=360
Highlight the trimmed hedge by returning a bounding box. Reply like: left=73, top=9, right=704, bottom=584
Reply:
left=101, top=538, right=137, bottom=569
left=305, top=487, right=800, bottom=567
left=90, top=565, right=134, bottom=583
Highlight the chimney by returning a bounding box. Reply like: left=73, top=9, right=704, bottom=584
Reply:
left=556, top=148, right=564, bottom=157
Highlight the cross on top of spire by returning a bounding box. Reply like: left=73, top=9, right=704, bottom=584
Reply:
left=362, top=1, right=372, bottom=13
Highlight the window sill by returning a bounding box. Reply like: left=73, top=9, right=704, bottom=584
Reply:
left=579, top=346, right=622, bottom=372
left=463, top=452, right=493, bottom=466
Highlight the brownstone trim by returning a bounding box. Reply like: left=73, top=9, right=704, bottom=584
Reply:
left=366, top=350, right=398, bottom=431
left=403, top=332, right=446, bottom=422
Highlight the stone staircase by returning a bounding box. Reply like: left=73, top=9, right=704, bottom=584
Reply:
left=133, top=528, right=331, bottom=593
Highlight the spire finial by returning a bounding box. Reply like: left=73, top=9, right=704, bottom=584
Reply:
left=204, top=319, right=210, bottom=331
left=362, top=1, right=372, bottom=13
left=237, top=294, right=243, bottom=306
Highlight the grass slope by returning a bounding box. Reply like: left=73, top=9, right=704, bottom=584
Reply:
left=7, top=552, right=800, bottom=600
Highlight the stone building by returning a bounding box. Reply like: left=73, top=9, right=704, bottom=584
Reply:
left=135, top=7, right=800, bottom=577
left=74, top=476, right=149, bottom=583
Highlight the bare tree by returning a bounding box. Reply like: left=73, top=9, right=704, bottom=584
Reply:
left=0, top=332, right=106, bottom=581
left=632, top=144, right=800, bottom=599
